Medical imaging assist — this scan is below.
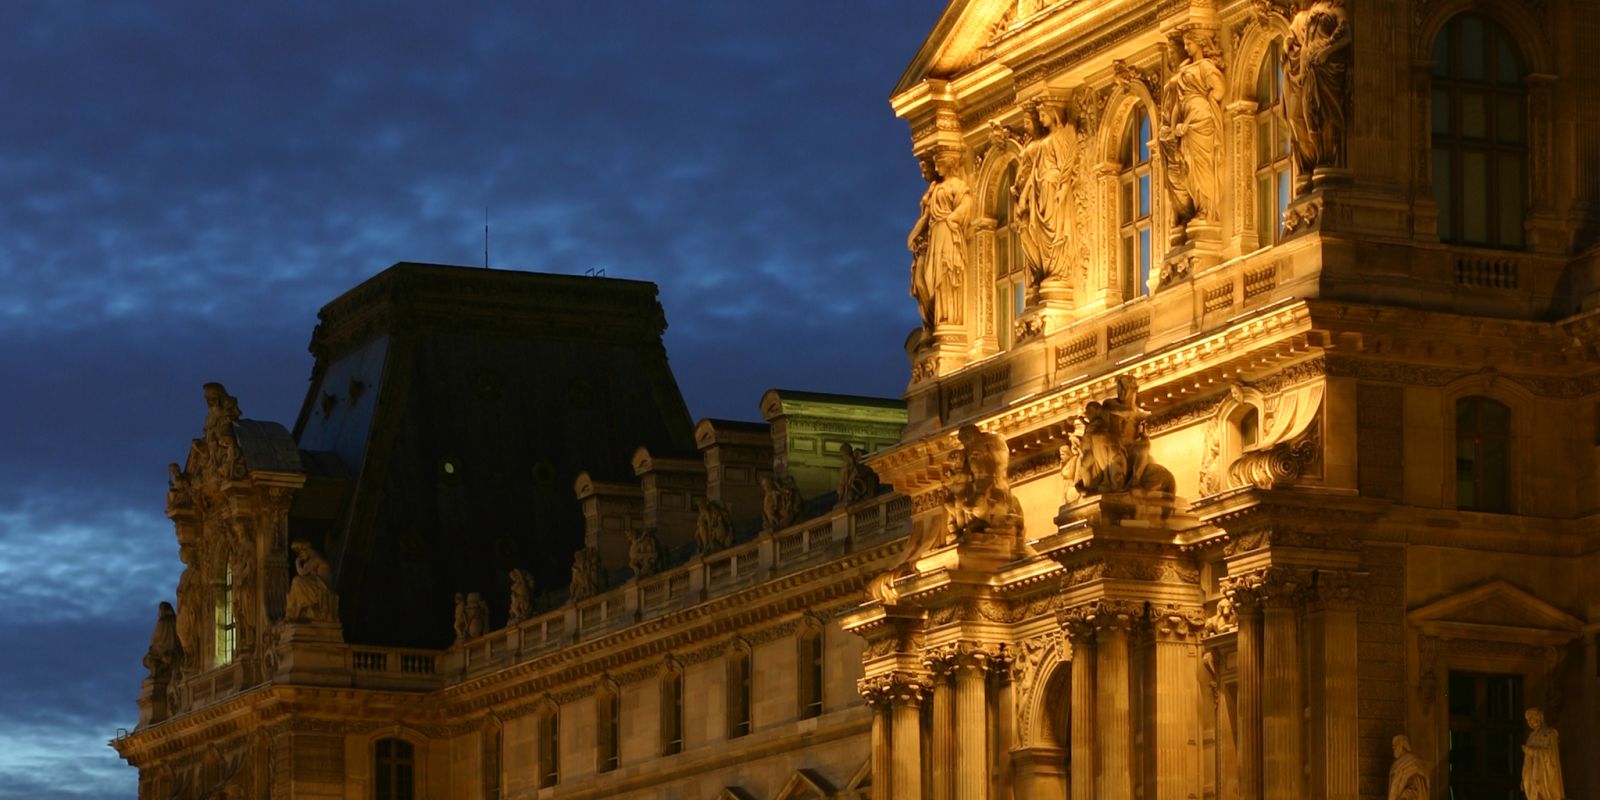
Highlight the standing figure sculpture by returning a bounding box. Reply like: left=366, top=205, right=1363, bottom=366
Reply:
left=143, top=602, right=182, bottom=681
left=1022, top=100, right=1080, bottom=293
left=463, top=592, right=488, bottom=639
left=284, top=540, right=339, bottom=625
left=1521, top=708, right=1566, bottom=800
left=507, top=569, right=534, bottom=625
left=1387, top=735, right=1430, bottom=800
left=1280, top=0, right=1351, bottom=188
left=908, top=158, right=939, bottom=333
left=174, top=544, right=203, bottom=670
left=836, top=443, right=881, bottom=507
left=453, top=592, right=469, bottom=642
left=907, top=151, right=972, bottom=329
left=1159, top=28, right=1226, bottom=232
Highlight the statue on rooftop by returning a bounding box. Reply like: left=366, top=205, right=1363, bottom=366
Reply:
left=1522, top=708, right=1566, bottom=800
left=507, top=569, right=535, bottom=625
left=569, top=546, right=605, bottom=601
left=284, top=540, right=339, bottom=625
left=175, top=544, right=203, bottom=671
left=696, top=499, right=735, bottom=553
left=1387, top=735, right=1430, bottom=800
left=627, top=527, right=662, bottom=579
left=143, top=601, right=181, bottom=682
left=453, top=593, right=469, bottom=642
left=464, top=592, right=488, bottom=639
left=836, top=443, right=881, bottom=507
left=166, top=463, right=192, bottom=512
left=760, top=474, right=803, bottom=531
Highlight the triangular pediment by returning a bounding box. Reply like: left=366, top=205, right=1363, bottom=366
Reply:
left=1408, top=580, right=1582, bottom=645
left=773, top=769, right=834, bottom=800
left=713, top=788, right=754, bottom=800
left=893, top=0, right=1016, bottom=97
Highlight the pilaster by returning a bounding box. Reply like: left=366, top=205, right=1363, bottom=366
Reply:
left=1064, top=615, right=1096, bottom=800
left=1151, top=604, right=1205, bottom=800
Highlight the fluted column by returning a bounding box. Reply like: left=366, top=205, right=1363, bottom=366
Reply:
left=1261, top=570, right=1306, bottom=800
left=860, top=679, right=894, bottom=800
left=954, top=648, right=990, bottom=800
left=1152, top=605, right=1205, bottom=800
left=924, top=654, right=956, bottom=800
left=1228, top=581, right=1263, bottom=800
left=889, top=675, right=925, bottom=800
left=1309, top=571, right=1363, bottom=800
left=1066, top=619, right=1096, bottom=800
left=1093, top=603, right=1140, bottom=800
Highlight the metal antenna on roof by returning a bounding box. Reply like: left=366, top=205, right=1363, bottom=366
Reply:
left=484, top=207, right=490, bottom=269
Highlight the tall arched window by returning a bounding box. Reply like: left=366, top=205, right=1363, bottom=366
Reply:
left=1255, top=39, right=1292, bottom=244
left=213, top=563, right=235, bottom=667
left=1119, top=107, right=1154, bottom=299
left=596, top=683, right=620, bottom=772
left=1455, top=395, right=1510, bottom=512
left=374, top=738, right=415, bottom=800
left=536, top=705, right=559, bottom=788
left=797, top=626, right=824, bottom=719
left=995, top=162, right=1026, bottom=350
left=727, top=646, right=752, bottom=738
left=661, top=669, right=684, bottom=755
left=1431, top=15, right=1526, bottom=247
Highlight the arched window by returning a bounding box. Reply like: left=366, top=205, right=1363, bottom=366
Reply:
left=1455, top=396, right=1510, bottom=512
left=727, top=646, right=752, bottom=738
left=1431, top=15, right=1526, bottom=248
left=213, top=563, right=235, bottom=667
left=661, top=669, right=684, bottom=755
left=797, top=626, right=824, bottom=719
left=995, top=162, right=1026, bottom=350
left=596, top=684, right=620, bottom=772
left=1255, top=39, right=1292, bottom=244
left=536, top=705, right=559, bottom=788
left=1119, top=107, right=1154, bottom=299
left=374, top=738, right=415, bottom=800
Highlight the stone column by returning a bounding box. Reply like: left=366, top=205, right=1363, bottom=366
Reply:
left=860, top=679, right=893, bottom=800
left=954, top=648, right=990, bottom=800
left=890, top=675, right=925, bottom=800
left=1229, top=582, right=1263, bottom=800
left=1261, top=570, right=1305, bottom=800
left=1152, top=605, right=1204, bottom=800
left=1066, top=619, right=1097, bottom=800
left=1094, top=602, right=1140, bottom=800
left=991, top=649, right=1015, bottom=800
left=1309, top=571, right=1363, bottom=800
left=925, top=655, right=956, bottom=800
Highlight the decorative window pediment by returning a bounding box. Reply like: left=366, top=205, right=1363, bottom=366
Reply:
left=1408, top=580, right=1582, bottom=647
left=772, top=769, right=833, bottom=800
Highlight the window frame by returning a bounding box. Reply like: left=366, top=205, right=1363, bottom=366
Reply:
left=536, top=705, right=560, bottom=788
left=727, top=647, right=752, bottom=738
left=1254, top=38, right=1292, bottom=246
left=374, top=738, right=416, bottom=800
left=994, top=161, right=1026, bottom=350
left=1430, top=13, right=1527, bottom=249
left=1118, top=106, right=1155, bottom=300
left=1454, top=395, right=1512, bottom=513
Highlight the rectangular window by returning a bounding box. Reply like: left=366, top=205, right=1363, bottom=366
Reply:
left=728, top=652, right=752, bottom=738
left=1447, top=672, right=1522, bottom=800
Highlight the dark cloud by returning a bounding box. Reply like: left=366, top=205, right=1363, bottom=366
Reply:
left=0, top=2, right=941, bottom=795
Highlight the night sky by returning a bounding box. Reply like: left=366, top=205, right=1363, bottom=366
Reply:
left=0, top=3, right=941, bottom=796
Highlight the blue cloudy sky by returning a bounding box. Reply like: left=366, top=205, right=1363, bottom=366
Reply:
left=0, top=2, right=940, bottom=796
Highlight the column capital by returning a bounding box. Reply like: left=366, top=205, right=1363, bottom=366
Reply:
left=859, top=671, right=926, bottom=708
left=1222, top=566, right=1310, bottom=610
left=1060, top=598, right=1146, bottom=637
left=1305, top=569, right=1367, bottom=612
left=922, top=641, right=997, bottom=676
left=1149, top=603, right=1206, bottom=643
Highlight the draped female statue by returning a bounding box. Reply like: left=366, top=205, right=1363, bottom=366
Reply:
left=1159, top=29, right=1226, bottom=230
left=1282, top=0, right=1351, bottom=184
left=1019, top=101, right=1078, bottom=292
left=925, top=151, right=972, bottom=327
left=284, top=540, right=339, bottom=624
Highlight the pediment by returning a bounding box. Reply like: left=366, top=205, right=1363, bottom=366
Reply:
left=893, top=0, right=1016, bottom=97
left=713, top=789, right=754, bottom=800
left=773, top=769, right=834, bottom=800
left=1408, top=580, right=1582, bottom=646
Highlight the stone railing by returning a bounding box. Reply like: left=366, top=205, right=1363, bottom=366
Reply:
left=440, top=490, right=912, bottom=680
left=349, top=646, right=443, bottom=691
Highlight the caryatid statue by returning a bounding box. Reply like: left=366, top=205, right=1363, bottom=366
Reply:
left=1159, top=27, right=1226, bottom=233
left=1263, top=0, right=1351, bottom=190
left=1023, top=99, right=1079, bottom=293
left=907, top=149, right=972, bottom=332
left=1521, top=707, right=1566, bottom=800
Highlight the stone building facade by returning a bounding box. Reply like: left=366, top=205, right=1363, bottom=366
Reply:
left=117, top=1, right=1600, bottom=799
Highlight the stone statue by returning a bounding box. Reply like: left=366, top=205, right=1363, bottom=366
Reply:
left=1521, top=707, right=1566, bottom=800
left=166, top=463, right=192, bottom=512
left=695, top=499, right=735, bottom=553
left=284, top=540, right=338, bottom=624
left=1060, top=375, right=1176, bottom=498
left=464, top=592, right=488, bottom=639
left=1387, top=735, right=1430, bottom=800
left=1021, top=100, right=1079, bottom=293
left=1272, top=0, right=1351, bottom=188
left=201, top=382, right=247, bottom=480
left=174, top=544, right=202, bottom=671
left=760, top=474, right=803, bottom=531
left=627, top=527, right=662, bottom=579
left=1159, top=28, right=1226, bottom=231
left=143, top=601, right=182, bottom=680
left=907, top=150, right=972, bottom=329
left=908, top=158, right=939, bottom=333
left=507, top=569, right=534, bottom=625
left=453, top=592, right=469, bottom=642
left=836, top=443, right=881, bottom=507
left=942, top=424, right=1023, bottom=539
left=569, top=546, right=605, bottom=601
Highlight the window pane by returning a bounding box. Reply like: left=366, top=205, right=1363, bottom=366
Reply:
left=1120, top=180, right=1133, bottom=223
left=1480, top=397, right=1510, bottom=435
left=1121, top=235, right=1134, bottom=291
left=996, top=285, right=1011, bottom=349
left=1014, top=282, right=1025, bottom=316
left=1257, top=174, right=1273, bottom=238
left=1137, top=112, right=1151, bottom=163
left=1431, top=28, right=1450, bottom=77
left=1138, top=227, right=1152, bottom=294
left=1495, top=34, right=1520, bottom=86
left=1461, top=92, right=1487, bottom=138
left=1277, top=168, right=1290, bottom=224
left=1497, top=154, right=1525, bottom=246
left=1431, top=89, right=1450, bottom=135
left=1460, top=16, right=1486, bottom=81
left=1257, top=118, right=1273, bottom=165
left=1138, top=173, right=1150, bottom=217
left=1462, top=150, right=1489, bottom=242
left=1432, top=146, right=1453, bottom=240
left=1496, top=94, right=1522, bottom=143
